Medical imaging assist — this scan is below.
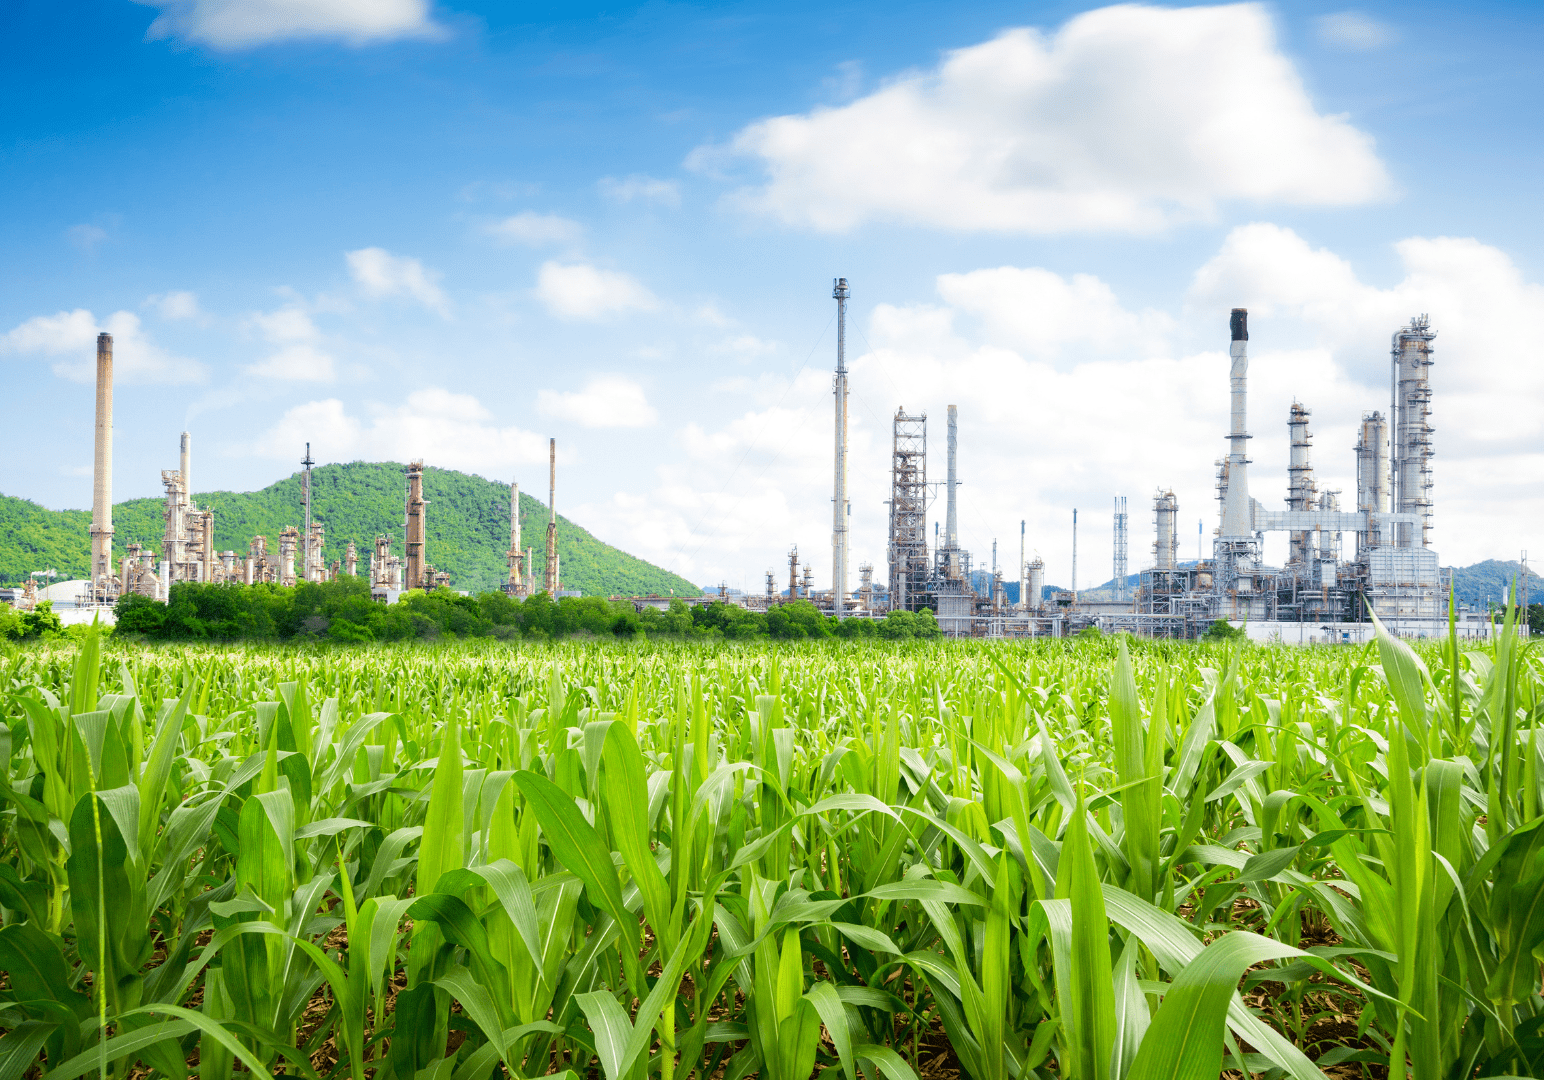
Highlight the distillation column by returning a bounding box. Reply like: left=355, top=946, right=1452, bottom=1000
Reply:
left=1354, top=412, right=1389, bottom=555
left=831, top=277, right=849, bottom=619
left=90, top=332, right=115, bottom=595
left=1026, top=557, right=1044, bottom=614
left=1153, top=490, right=1178, bottom=570
left=1390, top=316, right=1436, bottom=548
left=1286, top=403, right=1316, bottom=569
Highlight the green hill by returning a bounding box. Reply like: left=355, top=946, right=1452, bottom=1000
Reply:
left=0, top=461, right=700, bottom=597
left=1450, top=559, right=1543, bottom=606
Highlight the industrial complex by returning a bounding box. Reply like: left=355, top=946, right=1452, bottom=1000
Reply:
left=8, top=285, right=1504, bottom=641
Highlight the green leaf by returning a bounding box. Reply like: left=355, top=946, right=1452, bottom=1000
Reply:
left=1128, top=932, right=1304, bottom=1080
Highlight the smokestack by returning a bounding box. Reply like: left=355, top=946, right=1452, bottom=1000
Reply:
left=832, top=277, right=849, bottom=620
left=405, top=461, right=426, bottom=590
left=1071, top=508, right=1078, bottom=602
left=90, top=333, right=114, bottom=587
left=544, top=440, right=558, bottom=594
left=1219, top=309, right=1253, bottom=538
left=180, top=431, right=192, bottom=506
left=945, top=405, right=958, bottom=547
left=1019, top=520, right=1026, bottom=612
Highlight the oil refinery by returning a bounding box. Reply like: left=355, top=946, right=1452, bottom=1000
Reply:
left=20, top=284, right=1500, bottom=641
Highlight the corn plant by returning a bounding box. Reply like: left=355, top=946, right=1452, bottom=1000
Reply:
left=0, top=616, right=1539, bottom=1080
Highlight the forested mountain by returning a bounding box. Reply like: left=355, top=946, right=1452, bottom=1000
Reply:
left=0, top=461, right=699, bottom=597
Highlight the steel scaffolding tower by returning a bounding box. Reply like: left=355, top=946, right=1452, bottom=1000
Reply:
left=888, top=409, right=929, bottom=611
left=1113, top=495, right=1128, bottom=600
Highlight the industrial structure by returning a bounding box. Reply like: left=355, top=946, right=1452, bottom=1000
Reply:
left=1134, top=309, right=1447, bottom=637
left=46, top=329, right=466, bottom=609
left=36, top=284, right=1496, bottom=641
left=780, top=292, right=1469, bottom=640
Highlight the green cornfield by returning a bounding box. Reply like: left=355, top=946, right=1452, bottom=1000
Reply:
left=0, top=608, right=1539, bottom=1080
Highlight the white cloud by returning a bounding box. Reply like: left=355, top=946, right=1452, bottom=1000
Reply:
left=1190, top=223, right=1544, bottom=447
left=245, top=344, right=337, bottom=382
left=67, top=224, right=109, bottom=251
left=1, top=308, right=206, bottom=384
left=936, top=266, right=1174, bottom=360
left=134, top=0, right=446, bottom=49
left=535, top=261, right=657, bottom=321
left=597, top=175, right=681, bottom=206
left=254, top=389, right=548, bottom=474
left=242, top=304, right=337, bottom=381
left=487, top=212, right=585, bottom=247
left=577, top=230, right=1542, bottom=586
left=1314, top=11, right=1395, bottom=50
left=697, top=3, right=1390, bottom=234
left=148, top=290, right=202, bottom=320
left=537, top=376, right=658, bottom=428
left=346, top=247, right=450, bottom=315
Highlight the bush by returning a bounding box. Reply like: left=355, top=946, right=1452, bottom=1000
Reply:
left=1203, top=619, right=1248, bottom=641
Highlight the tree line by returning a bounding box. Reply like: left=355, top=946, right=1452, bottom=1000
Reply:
left=110, top=577, right=943, bottom=642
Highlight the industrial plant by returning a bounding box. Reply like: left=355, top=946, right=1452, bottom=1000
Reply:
left=14, top=282, right=1501, bottom=642
left=726, top=288, right=1481, bottom=642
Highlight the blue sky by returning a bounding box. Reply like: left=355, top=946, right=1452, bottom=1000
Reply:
left=3, top=0, right=1540, bottom=590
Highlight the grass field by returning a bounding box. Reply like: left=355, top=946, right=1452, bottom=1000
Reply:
left=0, top=607, right=1538, bottom=1080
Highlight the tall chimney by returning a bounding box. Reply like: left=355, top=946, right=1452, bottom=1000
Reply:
left=1018, top=520, right=1026, bottom=612
left=1219, top=309, right=1253, bottom=538
left=544, top=439, right=558, bottom=595
left=405, top=461, right=426, bottom=589
left=181, top=431, right=192, bottom=505
left=90, top=333, right=115, bottom=587
left=945, top=404, right=959, bottom=547
left=1071, top=508, right=1078, bottom=602
left=831, top=277, right=850, bottom=620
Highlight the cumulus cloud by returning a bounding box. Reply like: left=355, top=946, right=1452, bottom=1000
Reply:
left=535, top=261, right=657, bottom=321
left=578, top=230, right=1541, bottom=586
left=254, top=389, right=548, bottom=474
left=936, top=266, right=1174, bottom=360
left=597, top=175, right=681, bottom=206
left=487, top=212, right=584, bottom=247
left=148, top=290, right=202, bottom=320
left=133, top=0, right=446, bottom=49
left=537, top=376, right=658, bottom=428
left=245, top=344, right=336, bottom=382
left=346, top=247, right=450, bottom=315
left=242, top=305, right=336, bottom=381
left=1314, top=11, right=1395, bottom=50
left=1190, top=222, right=1544, bottom=446
left=696, top=3, right=1390, bottom=233
left=1, top=308, right=206, bottom=384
